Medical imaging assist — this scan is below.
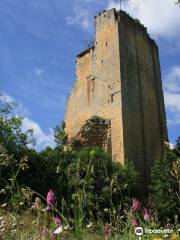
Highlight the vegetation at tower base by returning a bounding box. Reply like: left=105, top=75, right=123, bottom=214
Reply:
left=0, top=95, right=180, bottom=239
left=150, top=142, right=180, bottom=224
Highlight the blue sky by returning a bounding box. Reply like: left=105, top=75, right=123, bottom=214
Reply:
left=0, top=0, right=180, bottom=149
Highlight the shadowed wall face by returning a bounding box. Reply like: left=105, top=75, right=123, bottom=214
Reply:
left=65, top=9, right=168, bottom=183
left=119, top=12, right=168, bottom=183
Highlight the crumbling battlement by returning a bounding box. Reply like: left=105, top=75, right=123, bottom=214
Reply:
left=65, top=9, right=168, bottom=186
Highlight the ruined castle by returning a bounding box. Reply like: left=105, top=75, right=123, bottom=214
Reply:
left=65, top=9, right=168, bottom=184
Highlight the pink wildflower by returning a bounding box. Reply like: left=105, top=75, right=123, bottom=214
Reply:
left=51, top=225, right=63, bottom=240
left=143, top=208, right=150, bottom=222
left=47, top=190, right=56, bottom=209
left=51, top=216, right=62, bottom=240
left=131, top=218, right=139, bottom=227
left=54, top=216, right=61, bottom=227
left=132, top=198, right=141, bottom=211
left=104, top=224, right=111, bottom=240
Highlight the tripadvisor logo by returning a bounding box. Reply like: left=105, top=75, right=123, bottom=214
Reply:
left=135, top=227, right=144, bottom=237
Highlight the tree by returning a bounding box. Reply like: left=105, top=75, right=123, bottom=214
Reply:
left=0, top=95, right=34, bottom=156
left=54, top=122, right=68, bottom=147
left=150, top=140, right=180, bottom=224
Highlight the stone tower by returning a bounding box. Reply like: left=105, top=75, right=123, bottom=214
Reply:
left=65, top=9, right=168, bottom=184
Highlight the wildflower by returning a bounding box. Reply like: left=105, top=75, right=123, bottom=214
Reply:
left=103, top=208, right=109, bottom=213
left=1, top=203, right=7, bottom=208
left=54, top=216, right=61, bottom=227
left=51, top=225, right=63, bottom=240
left=143, top=208, right=150, bottom=222
left=104, top=224, right=111, bottom=240
left=47, top=190, right=56, bottom=209
left=0, top=189, right=6, bottom=195
left=132, top=198, right=141, bottom=211
left=171, top=232, right=179, bottom=239
left=86, top=222, right=93, bottom=228
left=64, top=225, right=71, bottom=230
left=131, top=218, right=139, bottom=228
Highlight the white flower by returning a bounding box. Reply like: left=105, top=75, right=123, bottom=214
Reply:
left=53, top=226, right=63, bottom=234
left=0, top=189, right=6, bottom=195
left=64, top=225, right=72, bottom=230
left=103, top=208, right=109, bottom=213
left=86, top=222, right=93, bottom=228
left=1, top=203, right=7, bottom=207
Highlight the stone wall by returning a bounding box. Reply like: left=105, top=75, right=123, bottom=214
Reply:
left=65, top=9, right=125, bottom=163
left=119, top=11, right=168, bottom=183
left=65, top=9, right=168, bottom=183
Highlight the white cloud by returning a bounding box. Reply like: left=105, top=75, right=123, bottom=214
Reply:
left=107, top=0, right=180, bottom=39
left=22, top=117, right=55, bottom=150
left=163, top=66, right=180, bottom=125
left=2, top=92, right=29, bottom=116
left=35, top=68, right=44, bottom=78
left=107, top=0, right=120, bottom=10
left=66, top=5, right=90, bottom=30
left=164, top=66, right=180, bottom=93
left=1, top=92, right=55, bottom=149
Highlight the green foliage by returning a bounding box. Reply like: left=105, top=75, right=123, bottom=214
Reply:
left=20, top=147, right=75, bottom=202
left=54, top=122, right=68, bottom=147
left=0, top=144, right=29, bottom=208
left=67, top=147, right=139, bottom=225
left=1, top=93, right=180, bottom=234
left=0, top=95, right=34, bottom=156
left=0, top=95, right=34, bottom=207
left=150, top=143, right=180, bottom=224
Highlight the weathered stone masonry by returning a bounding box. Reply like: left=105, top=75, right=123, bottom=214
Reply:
left=65, top=9, right=168, bottom=184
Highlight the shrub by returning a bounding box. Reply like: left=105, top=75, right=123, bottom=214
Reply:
left=150, top=141, right=180, bottom=224
left=67, top=147, right=139, bottom=224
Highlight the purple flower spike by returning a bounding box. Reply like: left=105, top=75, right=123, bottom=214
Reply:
left=54, top=216, right=61, bottom=227
left=131, top=218, right=139, bottom=228
left=47, top=190, right=56, bottom=209
left=143, top=208, right=150, bottom=222
left=132, top=198, right=141, bottom=211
